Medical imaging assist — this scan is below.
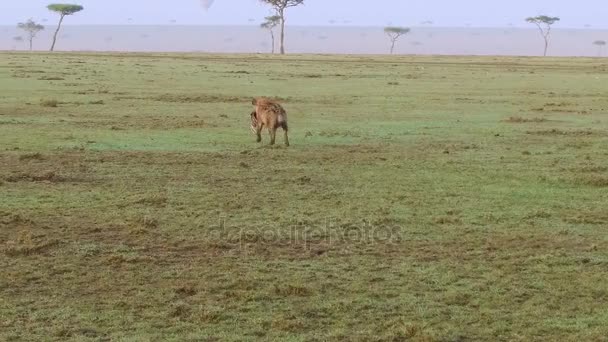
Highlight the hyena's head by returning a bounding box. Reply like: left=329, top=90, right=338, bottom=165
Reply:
left=250, top=111, right=258, bottom=134
left=252, top=97, right=272, bottom=106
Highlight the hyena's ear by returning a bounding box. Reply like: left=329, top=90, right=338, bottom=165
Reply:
left=252, top=98, right=257, bottom=105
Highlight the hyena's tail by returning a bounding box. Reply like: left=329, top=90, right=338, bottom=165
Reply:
left=277, top=113, right=288, bottom=131
left=250, top=111, right=258, bottom=134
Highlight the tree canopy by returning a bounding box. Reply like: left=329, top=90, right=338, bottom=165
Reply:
left=47, top=3, right=84, bottom=51
left=18, top=18, right=45, bottom=50
left=525, top=15, right=560, bottom=56
left=593, top=40, right=606, bottom=46
left=18, top=19, right=45, bottom=34
left=260, top=15, right=281, bottom=29
left=261, top=15, right=281, bottom=53
left=259, top=0, right=304, bottom=10
left=47, top=4, right=84, bottom=16
left=384, top=27, right=411, bottom=54
left=525, top=15, right=560, bottom=25
left=384, top=27, right=411, bottom=36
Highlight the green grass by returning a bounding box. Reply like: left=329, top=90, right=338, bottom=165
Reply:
left=1, top=51, right=608, bottom=341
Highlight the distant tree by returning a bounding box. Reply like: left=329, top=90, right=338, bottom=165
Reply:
left=17, top=19, right=45, bottom=51
left=47, top=4, right=84, bottom=51
left=525, top=15, right=560, bottom=56
left=593, top=40, right=606, bottom=57
left=12, top=36, right=24, bottom=50
left=260, top=15, right=281, bottom=54
left=259, top=0, right=304, bottom=54
left=384, top=26, right=410, bottom=54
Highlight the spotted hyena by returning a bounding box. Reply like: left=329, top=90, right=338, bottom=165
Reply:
left=250, top=97, right=289, bottom=146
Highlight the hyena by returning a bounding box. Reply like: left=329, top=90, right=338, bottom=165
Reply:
left=250, top=97, right=289, bottom=146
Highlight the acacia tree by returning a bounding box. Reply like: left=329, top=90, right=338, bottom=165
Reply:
left=593, top=40, right=606, bottom=57
left=47, top=4, right=84, bottom=51
left=260, top=15, right=281, bottom=54
left=259, top=0, right=304, bottom=54
left=17, top=19, right=45, bottom=51
left=525, top=15, right=560, bottom=56
left=12, top=36, right=24, bottom=50
left=384, top=26, right=410, bottom=54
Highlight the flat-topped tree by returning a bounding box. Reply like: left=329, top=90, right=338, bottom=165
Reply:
left=259, top=0, right=304, bottom=54
left=47, top=3, right=84, bottom=51
left=525, top=15, right=560, bottom=56
left=384, top=26, right=410, bottom=54
left=593, top=40, right=606, bottom=57
left=260, top=15, right=281, bottom=54
left=12, top=36, right=24, bottom=50
left=18, top=19, right=45, bottom=51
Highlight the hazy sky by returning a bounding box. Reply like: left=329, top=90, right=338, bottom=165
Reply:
left=2, top=0, right=606, bottom=28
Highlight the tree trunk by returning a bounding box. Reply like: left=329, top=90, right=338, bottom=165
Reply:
left=543, top=37, right=548, bottom=57
left=270, top=30, right=275, bottom=54
left=50, top=14, right=65, bottom=52
left=279, top=10, right=286, bottom=55
left=390, top=39, right=396, bottom=54
left=29, top=36, right=33, bottom=51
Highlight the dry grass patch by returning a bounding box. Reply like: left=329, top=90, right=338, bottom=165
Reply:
left=575, top=174, right=608, bottom=187
left=274, top=284, right=313, bottom=297
left=3, top=171, right=72, bottom=183
left=38, top=76, right=65, bottom=81
left=563, top=210, right=608, bottom=225
left=503, top=116, right=548, bottom=123
left=0, top=212, right=34, bottom=224
left=19, top=152, right=44, bottom=161
left=271, top=314, right=307, bottom=333
left=40, top=99, right=59, bottom=107
left=3, top=231, right=60, bottom=257
left=526, top=128, right=606, bottom=136
left=134, top=194, right=168, bottom=207
left=154, top=93, right=248, bottom=103
left=575, top=165, right=608, bottom=173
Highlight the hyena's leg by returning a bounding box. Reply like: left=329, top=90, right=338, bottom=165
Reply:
left=256, top=124, right=263, bottom=143
left=269, top=126, right=277, bottom=145
left=283, top=126, right=289, bottom=147
left=251, top=111, right=263, bottom=143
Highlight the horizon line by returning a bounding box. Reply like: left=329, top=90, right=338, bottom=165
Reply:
left=2, top=23, right=608, bottom=30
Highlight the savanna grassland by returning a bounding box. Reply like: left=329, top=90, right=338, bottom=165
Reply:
left=1, top=52, right=608, bottom=341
